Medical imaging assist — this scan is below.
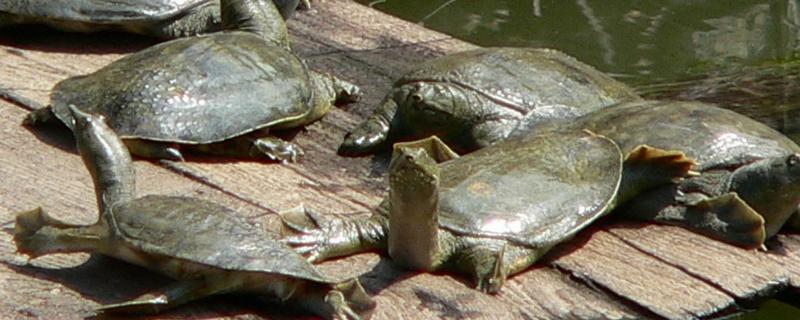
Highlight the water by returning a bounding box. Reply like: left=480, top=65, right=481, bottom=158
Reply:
left=359, top=0, right=800, bottom=84
left=356, top=0, right=800, bottom=318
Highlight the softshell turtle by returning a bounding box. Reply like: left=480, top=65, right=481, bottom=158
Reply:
left=338, top=47, right=641, bottom=156
left=522, top=100, right=800, bottom=247
left=25, top=0, right=359, bottom=163
left=283, top=131, right=693, bottom=293
left=13, top=106, right=375, bottom=319
left=0, top=0, right=309, bottom=39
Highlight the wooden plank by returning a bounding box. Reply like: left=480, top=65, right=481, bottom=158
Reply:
left=0, top=2, right=639, bottom=319
left=549, top=225, right=735, bottom=319
left=2, top=0, right=799, bottom=319
left=607, top=222, right=800, bottom=300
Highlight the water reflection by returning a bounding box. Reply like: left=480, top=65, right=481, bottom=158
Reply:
left=361, top=0, right=800, bottom=83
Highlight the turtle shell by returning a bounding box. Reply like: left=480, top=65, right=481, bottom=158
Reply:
left=568, top=100, right=800, bottom=170
left=1, top=0, right=210, bottom=23
left=50, top=32, right=313, bottom=144
left=109, top=195, right=333, bottom=283
left=434, top=130, right=623, bottom=247
left=397, top=47, right=640, bottom=116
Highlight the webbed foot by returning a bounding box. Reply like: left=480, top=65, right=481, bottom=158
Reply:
left=474, top=244, right=508, bottom=294
left=280, top=205, right=382, bottom=263
left=326, top=279, right=376, bottom=320
left=250, top=137, right=304, bottom=163
left=686, top=192, right=766, bottom=248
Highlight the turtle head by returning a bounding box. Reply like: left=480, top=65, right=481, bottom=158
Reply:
left=398, top=82, right=485, bottom=153
left=729, top=153, right=800, bottom=238
left=68, top=105, right=135, bottom=218
left=387, top=138, right=447, bottom=271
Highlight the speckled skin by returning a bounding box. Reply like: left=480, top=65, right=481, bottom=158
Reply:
left=13, top=107, right=375, bottom=319
left=25, top=0, right=360, bottom=162
left=0, top=0, right=303, bottom=39
left=284, top=132, right=693, bottom=293
left=542, top=100, right=800, bottom=246
left=338, top=47, right=641, bottom=156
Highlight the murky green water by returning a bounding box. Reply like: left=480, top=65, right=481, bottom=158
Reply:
left=359, top=0, right=800, bottom=84
left=356, top=0, right=800, bottom=318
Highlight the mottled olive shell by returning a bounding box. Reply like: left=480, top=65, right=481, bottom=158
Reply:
left=398, top=47, right=640, bottom=116
left=50, top=32, right=312, bottom=144
left=567, top=100, right=800, bottom=170
left=1, top=0, right=210, bottom=23
left=413, top=131, right=622, bottom=247
left=110, top=195, right=332, bottom=282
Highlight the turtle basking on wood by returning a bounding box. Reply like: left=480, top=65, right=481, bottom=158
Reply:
left=24, top=0, right=359, bottom=163
left=284, top=131, right=694, bottom=293
left=338, top=47, right=641, bottom=156
left=517, top=100, right=800, bottom=247
left=0, top=0, right=310, bottom=39
left=13, top=106, right=375, bottom=319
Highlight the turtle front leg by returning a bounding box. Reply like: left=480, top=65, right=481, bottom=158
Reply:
left=455, top=240, right=548, bottom=294
left=97, top=279, right=230, bottom=315
left=154, top=2, right=221, bottom=38
left=280, top=206, right=387, bottom=262
left=14, top=208, right=107, bottom=259
left=338, top=97, right=399, bottom=156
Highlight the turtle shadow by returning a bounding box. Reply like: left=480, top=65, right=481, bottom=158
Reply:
left=1, top=255, right=310, bottom=319
left=356, top=257, right=419, bottom=295
left=22, top=121, right=79, bottom=154
left=2, top=254, right=170, bottom=305
left=0, top=26, right=157, bottom=54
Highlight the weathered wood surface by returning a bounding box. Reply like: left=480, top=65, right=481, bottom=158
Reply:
left=0, top=1, right=799, bottom=319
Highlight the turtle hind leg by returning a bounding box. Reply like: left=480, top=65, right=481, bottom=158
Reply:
left=619, top=145, right=697, bottom=204
left=192, top=135, right=303, bottom=163
left=286, top=278, right=375, bottom=320
left=14, top=208, right=106, bottom=259
left=97, top=279, right=225, bottom=315
left=125, top=139, right=184, bottom=161
left=622, top=187, right=766, bottom=248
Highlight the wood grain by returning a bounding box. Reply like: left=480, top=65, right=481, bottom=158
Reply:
left=1, top=0, right=799, bottom=319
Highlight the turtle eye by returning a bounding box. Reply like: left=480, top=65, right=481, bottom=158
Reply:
left=788, top=154, right=800, bottom=167
left=411, top=93, right=423, bottom=104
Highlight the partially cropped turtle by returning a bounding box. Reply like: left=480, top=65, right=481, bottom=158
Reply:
left=338, top=47, right=641, bottom=156
left=25, top=0, right=359, bottom=163
left=0, top=0, right=309, bottom=39
left=13, top=106, right=375, bottom=319
left=284, top=130, right=693, bottom=293
left=519, top=100, right=800, bottom=247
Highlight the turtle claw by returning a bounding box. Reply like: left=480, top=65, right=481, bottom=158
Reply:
left=280, top=206, right=366, bottom=263
left=280, top=206, right=336, bottom=262
left=251, top=137, right=304, bottom=163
